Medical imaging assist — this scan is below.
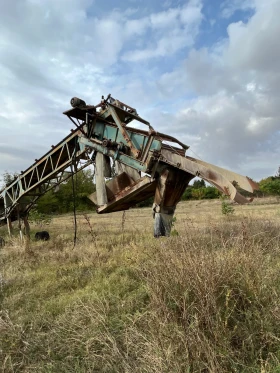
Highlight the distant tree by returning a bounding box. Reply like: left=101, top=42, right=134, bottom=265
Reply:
left=36, top=190, right=60, bottom=214
left=192, top=179, right=206, bottom=189
left=1, top=171, right=19, bottom=188
left=191, top=188, right=205, bottom=200
left=182, top=185, right=218, bottom=200
left=181, top=187, right=193, bottom=201
left=36, top=169, right=96, bottom=214
left=259, top=167, right=280, bottom=196
left=204, top=186, right=221, bottom=199
left=259, top=177, right=280, bottom=196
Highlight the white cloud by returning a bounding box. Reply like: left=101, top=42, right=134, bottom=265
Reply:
left=226, top=0, right=280, bottom=73
left=221, top=0, right=278, bottom=18
left=154, top=0, right=280, bottom=179
left=122, top=0, right=203, bottom=62
left=221, top=0, right=255, bottom=18
left=0, top=0, right=279, bottom=183
left=0, top=0, right=204, bottom=175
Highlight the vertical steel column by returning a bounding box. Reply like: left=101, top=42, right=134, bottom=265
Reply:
left=153, top=168, right=193, bottom=237
left=95, top=153, right=111, bottom=206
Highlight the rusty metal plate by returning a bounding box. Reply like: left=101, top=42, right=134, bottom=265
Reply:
left=184, top=155, right=259, bottom=193
left=97, top=176, right=157, bottom=214
left=88, top=172, right=135, bottom=205
left=161, top=149, right=256, bottom=204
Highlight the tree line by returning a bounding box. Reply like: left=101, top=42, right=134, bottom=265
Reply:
left=1, top=168, right=279, bottom=215
left=36, top=169, right=96, bottom=214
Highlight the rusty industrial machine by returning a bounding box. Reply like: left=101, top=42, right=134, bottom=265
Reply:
left=0, top=94, right=258, bottom=238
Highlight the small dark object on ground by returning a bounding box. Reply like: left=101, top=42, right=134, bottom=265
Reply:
left=35, top=231, right=50, bottom=241
left=0, top=237, right=5, bottom=247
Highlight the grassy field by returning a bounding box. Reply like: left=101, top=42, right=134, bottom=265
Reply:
left=1, top=198, right=280, bottom=372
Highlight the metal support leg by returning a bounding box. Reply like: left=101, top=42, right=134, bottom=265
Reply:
left=153, top=209, right=175, bottom=237
left=153, top=168, right=193, bottom=237
left=95, top=153, right=110, bottom=206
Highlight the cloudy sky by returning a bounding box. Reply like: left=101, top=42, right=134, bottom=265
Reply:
left=0, top=0, right=279, bottom=181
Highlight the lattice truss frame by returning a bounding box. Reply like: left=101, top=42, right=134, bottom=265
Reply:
left=0, top=130, right=93, bottom=222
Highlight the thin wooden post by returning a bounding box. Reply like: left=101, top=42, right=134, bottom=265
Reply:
left=23, top=215, right=31, bottom=253
left=18, top=218, right=23, bottom=242
left=6, top=217, right=13, bottom=237
left=17, top=208, right=23, bottom=243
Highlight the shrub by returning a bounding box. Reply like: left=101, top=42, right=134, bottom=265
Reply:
left=221, top=195, right=235, bottom=215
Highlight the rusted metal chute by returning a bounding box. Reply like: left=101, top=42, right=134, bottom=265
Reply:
left=0, top=94, right=259, bottom=238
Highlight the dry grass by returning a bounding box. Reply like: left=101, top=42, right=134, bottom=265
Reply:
left=1, top=199, right=280, bottom=372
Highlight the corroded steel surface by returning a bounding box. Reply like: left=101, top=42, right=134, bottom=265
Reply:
left=0, top=94, right=259, bottom=237
left=161, top=149, right=256, bottom=204
left=96, top=176, right=157, bottom=214
left=184, top=155, right=258, bottom=193
left=153, top=168, right=194, bottom=237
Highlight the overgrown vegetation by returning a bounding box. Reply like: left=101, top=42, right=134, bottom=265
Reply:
left=1, top=201, right=280, bottom=372
left=1, top=169, right=96, bottom=215
left=28, top=209, right=52, bottom=228
left=221, top=195, right=235, bottom=215
left=36, top=169, right=96, bottom=214
left=181, top=179, right=221, bottom=201
left=259, top=167, right=280, bottom=198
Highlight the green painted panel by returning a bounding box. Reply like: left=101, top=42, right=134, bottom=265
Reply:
left=151, top=140, right=161, bottom=151
left=93, top=122, right=105, bottom=140
left=142, top=136, right=161, bottom=151
left=129, top=132, right=144, bottom=149
left=92, top=122, right=161, bottom=152
left=104, top=126, right=118, bottom=141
